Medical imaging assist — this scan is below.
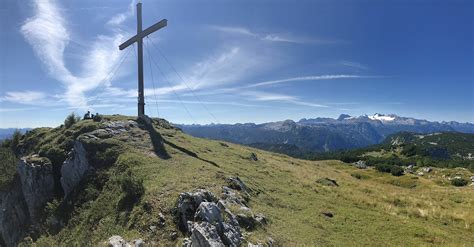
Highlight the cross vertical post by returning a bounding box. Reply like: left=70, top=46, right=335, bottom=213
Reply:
left=136, top=3, right=145, bottom=116
left=118, top=2, right=167, bottom=117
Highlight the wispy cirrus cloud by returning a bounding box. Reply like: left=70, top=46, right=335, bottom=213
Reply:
left=190, top=74, right=374, bottom=97
left=1, top=91, right=46, bottom=103
left=248, top=75, right=371, bottom=88
left=241, top=91, right=328, bottom=108
left=211, top=25, right=343, bottom=45
left=107, top=0, right=137, bottom=26
left=21, top=0, right=134, bottom=110
left=340, top=60, right=369, bottom=70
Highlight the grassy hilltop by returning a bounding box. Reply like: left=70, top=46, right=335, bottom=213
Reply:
left=2, top=115, right=473, bottom=246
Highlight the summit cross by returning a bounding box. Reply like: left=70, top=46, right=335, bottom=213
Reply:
left=119, top=2, right=167, bottom=117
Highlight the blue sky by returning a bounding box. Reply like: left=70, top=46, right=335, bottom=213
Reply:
left=0, top=0, right=472, bottom=128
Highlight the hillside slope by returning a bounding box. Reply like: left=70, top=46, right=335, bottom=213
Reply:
left=1, top=115, right=473, bottom=246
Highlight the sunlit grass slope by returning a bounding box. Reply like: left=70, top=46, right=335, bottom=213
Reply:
left=28, top=115, right=473, bottom=246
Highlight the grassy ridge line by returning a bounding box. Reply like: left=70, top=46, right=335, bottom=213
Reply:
left=3, top=115, right=472, bottom=246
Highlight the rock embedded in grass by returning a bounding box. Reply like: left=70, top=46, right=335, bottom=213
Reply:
left=188, top=222, right=224, bottom=247
left=321, top=211, right=334, bottom=218
left=175, top=189, right=218, bottom=232
left=226, top=177, right=249, bottom=192
left=316, top=177, right=339, bottom=187
left=249, top=153, right=258, bottom=161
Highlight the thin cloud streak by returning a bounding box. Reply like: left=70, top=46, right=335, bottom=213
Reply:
left=249, top=75, right=371, bottom=88
left=1, top=91, right=46, bottom=103
left=190, top=74, right=375, bottom=97
left=242, top=91, right=328, bottom=108
left=211, top=25, right=343, bottom=45
left=340, top=61, right=369, bottom=70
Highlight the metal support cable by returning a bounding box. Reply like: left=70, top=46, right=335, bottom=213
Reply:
left=146, top=36, right=220, bottom=124
left=144, top=44, right=196, bottom=123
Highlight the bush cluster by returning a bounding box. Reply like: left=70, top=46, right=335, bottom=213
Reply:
left=375, top=164, right=404, bottom=176
left=117, top=172, right=145, bottom=211
left=64, top=112, right=81, bottom=129
left=451, top=178, right=468, bottom=187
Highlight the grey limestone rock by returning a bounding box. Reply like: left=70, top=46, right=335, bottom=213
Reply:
left=60, top=141, right=91, bottom=196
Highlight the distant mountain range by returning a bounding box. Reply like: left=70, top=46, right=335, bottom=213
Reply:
left=0, top=128, right=31, bottom=141
left=177, top=113, right=474, bottom=152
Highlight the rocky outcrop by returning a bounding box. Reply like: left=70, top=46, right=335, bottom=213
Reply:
left=17, top=156, right=55, bottom=220
left=0, top=177, right=30, bottom=247
left=1, top=155, right=57, bottom=247
left=175, top=189, right=218, bottom=232
left=353, top=160, right=367, bottom=169
left=188, top=222, right=224, bottom=247
left=176, top=177, right=267, bottom=247
left=107, top=235, right=144, bottom=247
left=61, top=141, right=91, bottom=196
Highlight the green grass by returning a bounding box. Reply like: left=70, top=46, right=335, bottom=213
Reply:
left=17, top=115, right=473, bottom=246
left=0, top=148, right=17, bottom=190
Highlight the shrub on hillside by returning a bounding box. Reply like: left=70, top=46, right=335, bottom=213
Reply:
left=118, top=172, right=145, bottom=211
left=0, top=148, right=18, bottom=190
left=375, top=163, right=392, bottom=173
left=390, top=165, right=404, bottom=176
left=64, top=113, right=81, bottom=129
left=451, top=178, right=468, bottom=187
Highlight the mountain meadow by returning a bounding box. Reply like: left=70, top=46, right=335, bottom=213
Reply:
left=1, top=114, right=473, bottom=246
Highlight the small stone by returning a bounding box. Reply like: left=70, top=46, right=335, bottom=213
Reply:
left=182, top=237, right=192, bottom=247
left=422, top=167, right=432, bottom=173
left=353, top=160, right=367, bottom=169
left=249, top=153, right=258, bottom=161
left=108, top=235, right=127, bottom=247
left=170, top=231, right=178, bottom=241
left=132, top=239, right=144, bottom=247
left=267, top=237, right=275, bottom=247
left=226, top=177, right=249, bottom=192
left=158, top=212, right=166, bottom=226
left=149, top=225, right=157, bottom=231
left=255, top=213, right=267, bottom=225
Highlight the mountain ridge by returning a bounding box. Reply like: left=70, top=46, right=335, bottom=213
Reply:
left=177, top=113, right=474, bottom=153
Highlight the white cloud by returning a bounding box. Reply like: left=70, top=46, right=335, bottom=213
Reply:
left=185, top=47, right=266, bottom=89
left=212, top=25, right=342, bottom=45
left=0, top=107, right=38, bottom=112
left=340, top=61, right=368, bottom=70
left=249, top=75, right=369, bottom=88
left=191, top=74, right=372, bottom=97
left=242, top=91, right=296, bottom=101
left=241, top=91, right=327, bottom=108
left=107, top=0, right=137, bottom=26
left=1, top=91, right=46, bottom=103
left=21, top=0, right=134, bottom=110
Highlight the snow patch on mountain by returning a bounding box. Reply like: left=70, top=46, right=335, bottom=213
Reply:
left=368, top=113, right=396, bottom=122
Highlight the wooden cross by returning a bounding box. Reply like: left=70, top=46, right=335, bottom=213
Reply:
left=119, top=2, right=167, bottom=117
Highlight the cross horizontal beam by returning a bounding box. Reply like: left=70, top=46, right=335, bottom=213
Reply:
left=119, top=19, right=167, bottom=50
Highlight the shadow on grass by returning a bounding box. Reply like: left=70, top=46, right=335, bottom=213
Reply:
left=140, top=117, right=219, bottom=167
left=144, top=121, right=172, bottom=159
